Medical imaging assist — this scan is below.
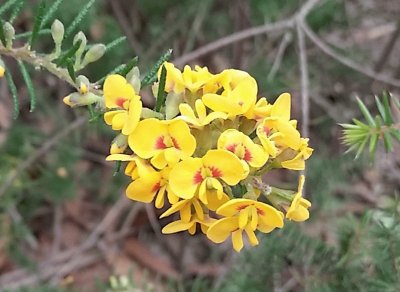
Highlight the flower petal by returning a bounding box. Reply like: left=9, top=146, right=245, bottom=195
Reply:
left=126, top=174, right=161, bottom=203
left=162, top=220, right=194, bottom=234
left=169, top=158, right=203, bottom=199
left=121, top=97, right=142, bottom=135
left=271, top=92, right=291, bottom=120
left=207, top=217, right=238, bottom=243
left=104, top=74, right=135, bottom=109
left=232, top=230, right=244, bottom=252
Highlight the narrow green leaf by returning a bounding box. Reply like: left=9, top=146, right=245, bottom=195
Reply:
left=383, top=130, right=393, bottom=152
left=29, top=0, right=46, bottom=48
left=66, top=60, right=76, bottom=82
left=9, top=0, right=25, bottom=23
left=0, top=20, right=6, bottom=46
left=42, top=0, right=64, bottom=27
left=18, top=60, right=36, bottom=112
left=55, top=39, right=82, bottom=67
left=382, top=91, right=393, bottom=125
left=368, top=133, right=378, bottom=154
left=113, top=161, right=122, bottom=176
left=390, top=129, right=400, bottom=144
left=141, top=49, right=172, bottom=87
left=65, top=0, right=96, bottom=39
left=356, top=97, right=376, bottom=127
left=15, top=29, right=51, bottom=39
left=391, top=93, right=400, bottom=110
left=5, top=69, right=19, bottom=119
left=0, top=0, right=19, bottom=16
left=118, top=56, right=139, bottom=77
left=374, top=95, right=386, bottom=124
left=96, top=56, right=138, bottom=84
left=352, top=118, right=370, bottom=129
left=339, top=123, right=361, bottom=129
left=155, top=65, right=167, bottom=112
left=105, top=36, right=127, bottom=53
left=355, top=135, right=368, bottom=159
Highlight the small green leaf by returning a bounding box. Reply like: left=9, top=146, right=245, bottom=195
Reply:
left=369, top=133, right=378, bottom=154
left=65, top=0, right=96, bottom=39
left=0, top=20, right=6, bottom=46
left=0, top=0, right=20, bottom=16
left=118, top=56, right=139, bottom=77
left=15, top=29, right=51, bottom=39
left=390, top=129, right=400, bottom=144
left=113, top=161, right=122, bottom=176
left=391, top=93, right=400, bottom=110
left=155, top=65, right=167, bottom=112
left=374, top=95, right=386, bottom=124
left=382, top=91, right=393, bottom=125
left=356, top=97, right=376, bottom=127
left=66, top=59, right=76, bottom=82
left=42, top=0, right=64, bottom=27
left=55, top=39, right=82, bottom=67
left=141, top=49, right=172, bottom=87
left=29, top=0, right=46, bottom=48
left=355, top=135, right=368, bottom=159
left=383, top=130, right=393, bottom=152
left=352, top=118, right=370, bottom=129
left=9, top=0, right=25, bottom=23
left=5, top=69, right=19, bottom=119
left=105, top=36, right=127, bottom=53
left=18, top=60, right=36, bottom=112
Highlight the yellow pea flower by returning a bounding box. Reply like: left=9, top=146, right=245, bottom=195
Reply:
left=217, top=129, right=268, bottom=171
left=181, top=65, right=214, bottom=93
left=207, top=199, right=284, bottom=252
left=280, top=138, right=313, bottom=170
left=103, top=74, right=142, bottom=135
left=162, top=214, right=215, bottom=235
left=160, top=192, right=229, bottom=223
left=286, top=175, right=311, bottom=221
left=178, top=99, right=228, bottom=129
left=106, top=154, right=153, bottom=180
left=160, top=62, right=185, bottom=94
left=256, top=93, right=301, bottom=156
left=129, top=118, right=196, bottom=169
left=202, top=70, right=258, bottom=118
left=244, top=97, right=271, bottom=120
left=169, top=149, right=247, bottom=204
left=126, top=166, right=179, bottom=209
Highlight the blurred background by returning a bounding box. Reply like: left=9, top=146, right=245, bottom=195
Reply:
left=0, top=0, right=400, bottom=291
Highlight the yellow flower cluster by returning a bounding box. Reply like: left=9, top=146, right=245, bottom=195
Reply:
left=67, top=62, right=313, bottom=252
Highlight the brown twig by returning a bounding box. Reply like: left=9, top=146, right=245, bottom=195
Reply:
left=267, top=32, right=293, bottom=81
left=374, top=21, right=400, bottom=73
left=300, top=21, right=400, bottom=87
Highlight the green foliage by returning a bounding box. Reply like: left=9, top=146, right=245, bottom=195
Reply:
left=17, top=60, right=36, bottom=112
left=4, top=69, right=19, bottom=119
left=141, top=49, right=172, bottom=87
left=29, top=0, right=47, bottom=48
left=155, top=65, right=167, bottom=112
left=340, top=93, right=400, bottom=159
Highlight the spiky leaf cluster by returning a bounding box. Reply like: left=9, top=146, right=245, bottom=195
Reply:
left=340, top=92, right=400, bottom=159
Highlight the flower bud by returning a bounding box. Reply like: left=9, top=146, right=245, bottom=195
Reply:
left=63, top=92, right=101, bottom=107
left=3, top=22, right=15, bottom=49
left=51, top=19, right=64, bottom=47
left=165, top=92, right=183, bottom=119
left=76, top=75, right=90, bottom=94
left=82, top=44, right=106, bottom=67
left=126, top=67, right=141, bottom=93
left=73, top=32, right=87, bottom=67
left=110, top=134, right=128, bottom=154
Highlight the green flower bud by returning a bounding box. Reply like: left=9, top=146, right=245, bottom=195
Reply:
left=3, top=22, right=15, bottom=49
left=110, top=134, right=128, bottom=154
left=73, top=31, right=87, bottom=68
left=126, top=67, right=141, bottom=93
left=165, top=92, right=183, bottom=119
left=76, top=75, right=90, bottom=94
left=63, top=92, right=101, bottom=107
left=81, top=44, right=106, bottom=67
left=51, top=19, right=64, bottom=47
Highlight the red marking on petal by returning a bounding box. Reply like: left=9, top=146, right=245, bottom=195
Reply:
left=244, top=148, right=252, bottom=162
left=171, top=137, right=181, bottom=150
left=226, top=144, right=237, bottom=153
left=208, top=166, right=222, bottom=178
left=263, top=126, right=271, bottom=136
left=152, top=182, right=161, bottom=193
left=155, top=136, right=167, bottom=149
left=238, top=101, right=244, bottom=106
left=256, top=207, right=265, bottom=216
left=116, top=97, right=127, bottom=108
left=237, top=205, right=248, bottom=211
left=193, top=170, right=204, bottom=184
